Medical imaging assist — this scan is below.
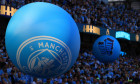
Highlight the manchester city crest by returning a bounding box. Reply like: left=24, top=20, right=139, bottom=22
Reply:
left=98, top=38, right=114, bottom=56
left=16, top=36, right=72, bottom=78
left=93, top=35, right=121, bottom=63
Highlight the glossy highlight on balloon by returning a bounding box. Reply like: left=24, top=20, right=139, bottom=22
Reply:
left=5, top=2, right=80, bottom=78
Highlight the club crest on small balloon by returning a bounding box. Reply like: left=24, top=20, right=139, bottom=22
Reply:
left=93, top=35, right=121, bottom=64
left=98, top=38, right=114, bottom=56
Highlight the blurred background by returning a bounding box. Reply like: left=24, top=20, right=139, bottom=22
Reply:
left=0, top=0, right=140, bottom=84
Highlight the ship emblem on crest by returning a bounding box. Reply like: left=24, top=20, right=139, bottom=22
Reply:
left=16, top=36, right=72, bottom=77
left=98, top=38, right=114, bottom=56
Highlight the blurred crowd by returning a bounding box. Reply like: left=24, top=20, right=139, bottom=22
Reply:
left=0, top=0, right=140, bottom=34
left=0, top=38, right=140, bottom=84
left=0, top=1, right=140, bottom=83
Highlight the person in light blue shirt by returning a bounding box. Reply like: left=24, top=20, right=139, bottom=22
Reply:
left=7, top=67, right=12, bottom=75
left=49, top=78, right=54, bottom=84
left=72, top=80, right=76, bottom=84
left=57, top=76, right=62, bottom=84
left=0, top=69, right=4, bottom=76
left=2, top=73, right=12, bottom=84
left=81, top=14, right=85, bottom=23
left=86, top=79, right=92, bottom=84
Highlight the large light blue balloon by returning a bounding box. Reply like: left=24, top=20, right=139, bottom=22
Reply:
left=93, top=35, right=121, bottom=63
left=5, top=2, right=80, bottom=78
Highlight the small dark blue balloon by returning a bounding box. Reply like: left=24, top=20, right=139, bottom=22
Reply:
left=93, top=35, right=121, bottom=63
left=5, top=2, right=80, bottom=78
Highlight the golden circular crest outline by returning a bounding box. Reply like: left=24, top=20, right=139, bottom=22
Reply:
left=16, top=36, right=72, bottom=75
